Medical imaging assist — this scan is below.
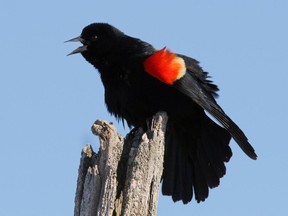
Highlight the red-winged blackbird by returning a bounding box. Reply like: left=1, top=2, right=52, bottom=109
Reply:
left=67, top=23, right=257, bottom=204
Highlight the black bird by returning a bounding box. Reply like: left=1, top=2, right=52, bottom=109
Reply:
left=67, top=23, right=257, bottom=204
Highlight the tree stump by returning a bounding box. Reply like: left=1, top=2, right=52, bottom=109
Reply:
left=74, top=112, right=168, bottom=216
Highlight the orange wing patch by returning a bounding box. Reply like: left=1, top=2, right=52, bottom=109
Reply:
left=144, top=47, right=186, bottom=85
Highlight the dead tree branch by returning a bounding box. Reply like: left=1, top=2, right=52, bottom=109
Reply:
left=74, top=112, right=168, bottom=216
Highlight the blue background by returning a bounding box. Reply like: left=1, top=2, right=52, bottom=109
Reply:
left=1, top=1, right=287, bottom=215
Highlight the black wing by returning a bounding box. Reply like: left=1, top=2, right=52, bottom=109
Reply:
left=178, top=54, right=220, bottom=98
left=175, top=55, right=257, bottom=159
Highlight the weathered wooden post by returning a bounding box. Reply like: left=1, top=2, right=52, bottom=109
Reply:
left=74, top=112, right=168, bottom=216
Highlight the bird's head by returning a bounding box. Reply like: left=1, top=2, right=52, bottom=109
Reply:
left=66, top=23, right=125, bottom=65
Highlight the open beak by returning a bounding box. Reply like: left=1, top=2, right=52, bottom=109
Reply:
left=66, top=36, right=87, bottom=56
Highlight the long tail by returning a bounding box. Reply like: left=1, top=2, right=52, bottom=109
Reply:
left=162, top=115, right=232, bottom=203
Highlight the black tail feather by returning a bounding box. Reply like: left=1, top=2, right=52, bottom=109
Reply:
left=162, top=115, right=232, bottom=204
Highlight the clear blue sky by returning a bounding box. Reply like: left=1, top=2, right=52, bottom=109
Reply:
left=1, top=1, right=287, bottom=215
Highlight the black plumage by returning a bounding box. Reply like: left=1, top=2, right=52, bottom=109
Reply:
left=67, top=23, right=257, bottom=204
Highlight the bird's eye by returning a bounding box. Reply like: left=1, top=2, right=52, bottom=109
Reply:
left=92, top=35, right=98, bottom=41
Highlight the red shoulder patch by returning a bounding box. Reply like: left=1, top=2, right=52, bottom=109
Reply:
left=143, top=47, right=186, bottom=85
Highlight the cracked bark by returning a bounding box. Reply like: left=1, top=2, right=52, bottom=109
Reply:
left=74, top=112, right=168, bottom=216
